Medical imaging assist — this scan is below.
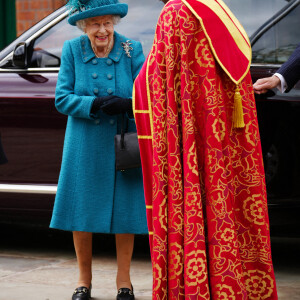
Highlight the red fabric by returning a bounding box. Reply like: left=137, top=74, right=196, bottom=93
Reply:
left=186, top=0, right=251, bottom=83
left=133, top=1, right=278, bottom=299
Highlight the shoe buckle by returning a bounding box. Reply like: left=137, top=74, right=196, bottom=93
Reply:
left=74, top=287, right=88, bottom=294
left=118, top=288, right=133, bottom=295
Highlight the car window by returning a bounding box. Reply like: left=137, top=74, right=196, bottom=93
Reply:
left=223, top=0, right=287, bottom=36
left=114, top=0, right=163, bottom=54
left=252, top=4, right=300, bottom=64
left=30, top=18, right=82, bottom=68
left=30, top=0, right=163, bottom=68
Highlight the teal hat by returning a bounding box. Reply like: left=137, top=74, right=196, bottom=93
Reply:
left=67, top=0, right=128, bottom=26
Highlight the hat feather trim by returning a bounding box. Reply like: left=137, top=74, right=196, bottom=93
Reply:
left=66, top=0, right=91, bottom=14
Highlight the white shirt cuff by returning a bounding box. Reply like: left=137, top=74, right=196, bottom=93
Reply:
left=274, top=73, right=287, bottom=93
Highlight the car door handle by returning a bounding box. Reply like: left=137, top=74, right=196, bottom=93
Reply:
left=255, top=89, right=276, bottom=100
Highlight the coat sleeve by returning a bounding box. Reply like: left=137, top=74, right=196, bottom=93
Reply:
left=131, top=41, right=145, bottom=81
left=277, top=43, right=300, bottom=93
left=55, top=40, right=96, bottom=119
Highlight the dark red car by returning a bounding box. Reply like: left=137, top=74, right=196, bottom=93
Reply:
left=0, top=0, right=300, bottom=235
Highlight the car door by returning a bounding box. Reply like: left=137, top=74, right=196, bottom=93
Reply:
left=0, top=0, right=164, bottom=223
left=224, top=0, right=300, bottom=234
left=250, top=1, right=300, bottom=234
left=0, top=13, right=82, bottom=221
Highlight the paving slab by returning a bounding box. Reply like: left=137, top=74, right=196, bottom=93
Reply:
left=0, top=252, right=152, bottom=300
left=0, top=226, right=299, bottom=300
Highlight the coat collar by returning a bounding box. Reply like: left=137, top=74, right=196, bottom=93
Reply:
left=80, top=32, right=126, bottom=63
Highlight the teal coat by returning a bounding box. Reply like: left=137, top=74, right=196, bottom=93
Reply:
left=50, top=32, right=148, bottom=234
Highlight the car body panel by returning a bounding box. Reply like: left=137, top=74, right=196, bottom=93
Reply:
left=0, top=0, right=299, bottom=234
left=0, top=72, right=64, bottom=185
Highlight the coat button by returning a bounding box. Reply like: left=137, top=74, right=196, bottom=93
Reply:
left=95, top=119, right=100, bottom=125
left=110, top=119, right=115, bottom=125
left=107, top=74, right=113, bottom=80
left=94, top=88, right=99, bottom=94
left=92, top=59, right=98, bottom=65
left=107, top=88, right=113, bottom=95
left=92, top=73, right=98, bottom=79
left=106, top=59, right=113, bottom=66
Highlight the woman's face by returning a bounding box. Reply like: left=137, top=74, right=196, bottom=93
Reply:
left=85, top=15, right=114, bottom=51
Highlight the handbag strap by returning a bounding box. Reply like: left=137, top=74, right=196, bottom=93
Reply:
left=120, top=114, right=129, bottom=149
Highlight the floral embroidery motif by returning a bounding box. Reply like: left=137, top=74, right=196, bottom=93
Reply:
left=186, top=250, right=208, bottom=286
left=244, top=270, right=275, bottom=299
left=215, top=284, right=236, bottom=300
left=243, top=195, right=267, bottom=225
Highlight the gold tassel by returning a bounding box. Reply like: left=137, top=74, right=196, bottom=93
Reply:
left=233, top=85, right=245, bottom=129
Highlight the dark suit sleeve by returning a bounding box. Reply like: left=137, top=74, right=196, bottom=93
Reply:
left=277, top=43, right=300, bottom=92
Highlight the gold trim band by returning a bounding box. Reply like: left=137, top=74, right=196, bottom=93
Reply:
left=138, top=135, right=152, bottom=140
left=182, top=0, right=251, bottom=84
left=135, top=110, right=151, bottom=113
left=146, top=55, right=154, bottom=137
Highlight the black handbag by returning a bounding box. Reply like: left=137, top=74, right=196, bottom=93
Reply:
left=114, top=114, right=141, bottom=171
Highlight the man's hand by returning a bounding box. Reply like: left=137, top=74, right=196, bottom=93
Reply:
left=253, top=75, right=281, bottom=94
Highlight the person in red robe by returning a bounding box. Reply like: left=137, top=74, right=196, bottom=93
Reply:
left=133, top=0, right=278, bottom=299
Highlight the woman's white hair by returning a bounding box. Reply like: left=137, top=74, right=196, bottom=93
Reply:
left=76, top=15, right=121, bottom=32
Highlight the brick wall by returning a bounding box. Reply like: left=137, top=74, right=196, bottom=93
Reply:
left=16, top=0, right=66, bottom=36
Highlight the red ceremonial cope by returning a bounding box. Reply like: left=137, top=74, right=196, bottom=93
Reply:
left=133, top=0, right=278, bottom=299
left=184, top=0, right=251, bottom=83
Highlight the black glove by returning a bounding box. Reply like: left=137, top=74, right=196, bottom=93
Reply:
left=91, top=96, right=113, bottom=115
left=95, top=96, right=132, bottom=116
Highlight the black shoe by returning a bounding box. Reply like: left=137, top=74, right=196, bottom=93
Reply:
left=116, top=285, right=134, bottom=300
left=72, top=286, right=91, bottom=300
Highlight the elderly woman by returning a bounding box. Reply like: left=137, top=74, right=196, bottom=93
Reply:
left=50, top=1, right=148, bottom=299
